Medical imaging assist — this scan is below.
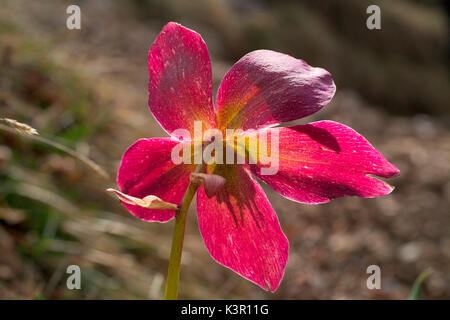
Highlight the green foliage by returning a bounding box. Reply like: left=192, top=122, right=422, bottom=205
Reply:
left=408, top=269, right=431, bottom=300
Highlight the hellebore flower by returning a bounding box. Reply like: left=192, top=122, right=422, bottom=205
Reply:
left=109, top=22, right=399, bottom=294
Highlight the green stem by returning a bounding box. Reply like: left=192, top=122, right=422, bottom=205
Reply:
left=164, top=164, right=205, bottom=300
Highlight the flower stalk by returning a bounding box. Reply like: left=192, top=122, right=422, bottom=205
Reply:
left=164, top=164, right=205, bottom=300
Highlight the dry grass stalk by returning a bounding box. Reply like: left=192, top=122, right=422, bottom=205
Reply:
left=0, top=118, right=38, bottom=135
left=0, top=120, right=109, bottom=178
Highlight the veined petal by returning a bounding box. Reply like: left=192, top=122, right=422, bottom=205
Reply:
left=216, top=50, right=335, bottom=131
left=249, top=121, right=399, bottom=204
left=118, top=138, right=194, bottom=222
left=148, top=22, right=216, bottom=137
left=196, top=165, right=289, bottom=291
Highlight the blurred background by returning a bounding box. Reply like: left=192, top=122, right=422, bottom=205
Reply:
left=0, top=0, right=449, bottom=299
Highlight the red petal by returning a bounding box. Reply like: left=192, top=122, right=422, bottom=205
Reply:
left=216, top=50, right=335, bottom=131
left=118, top=138, right=194, bottom=222
left=148, top=22, right=216, bottom=136
left=250, top=121, right=399, bottom=203
left=196, top=166, right=289, bottom=291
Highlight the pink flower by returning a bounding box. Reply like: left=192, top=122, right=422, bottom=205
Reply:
left=111, top=22, right=399, bottom=292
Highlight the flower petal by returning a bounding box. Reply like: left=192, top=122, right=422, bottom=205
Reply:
left=196, top=165, right=289, bottom=291
left=216, top=50, right=336, bottom=131
left=148, top=22, right=216, bottom=137
left=249, top=121, right=399, bottom=204
left=106, top=189, right=178, bottom=211
left=118, top=138, right=194, bottom=222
